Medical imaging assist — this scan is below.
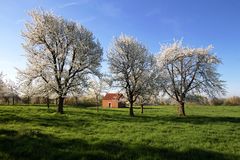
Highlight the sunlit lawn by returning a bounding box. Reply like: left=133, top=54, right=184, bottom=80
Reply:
left=0, top=105, right=239, bottom=160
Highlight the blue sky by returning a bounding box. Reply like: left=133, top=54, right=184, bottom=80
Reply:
left=0, top=0, right=239, bottom=97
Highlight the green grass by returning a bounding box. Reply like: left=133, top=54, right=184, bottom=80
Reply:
left=0, top=105, right=239, bottom=160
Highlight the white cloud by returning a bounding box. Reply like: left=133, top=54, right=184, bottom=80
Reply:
left=58, top=0, right=90, bottom=9
left=145, top=9, right=161, bottom=17
left=15, top=19, right=25, bottom=25
left=59, top=2, right=78, bottom=8
left=161, top=18, right=182, bottom=35
left=98, top=3, right=122, bottom=17
left=80, top=16, right=96, bottom=23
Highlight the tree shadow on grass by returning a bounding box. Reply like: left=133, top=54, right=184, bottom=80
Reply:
left=76, top=110, right=240, bottom=125
left=36, top=116, right=89, bottom=128
left=155, top=115, right=240, bottom=124
left=0, top=129, right=238, bottom=160
left=0, top=110, right=89, bottom=128
left=0, top=114, right=30, bottom=123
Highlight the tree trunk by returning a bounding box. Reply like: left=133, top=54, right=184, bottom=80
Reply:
left=27, top=96, right=30, bottom=105
left=96, top=103, right=99, bottom=112
left=75, top=97, right=79, bottom=106
left=129, top=102, right=134, bottom=117
left=96, top=100, right=99, bottom=112
left=141, top=103, right=144, bottom=114
left=12, top=96, right=15, bottom=105
left=178, top=101, right=186, bottom=116
left=57, top=97, right=64, bottom=114
left=46, top=97, right=50, bottom=110
left=96, top=95, right=99, bottom=112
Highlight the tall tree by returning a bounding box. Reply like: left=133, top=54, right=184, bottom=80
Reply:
left=156, top=40, right=225, bottom=116
left=5, top=80, right=19, bottom=105
left=0, top=72, right=4, bottom=93
left=18, top=80, right=37, bottom=105
left=89, top=75, right=110, bottom=112
left=19, top=10, right=103, bottom=113
left=0, top=73, right=8, bottom=104
left=137, top=75, right=158, bottom=114
left=108, top=34, right=154, bottom=117
left=0, top=73, right=16, bottom=105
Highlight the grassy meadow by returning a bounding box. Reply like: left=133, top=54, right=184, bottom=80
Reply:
left=0, top=105, right=239, bottom=160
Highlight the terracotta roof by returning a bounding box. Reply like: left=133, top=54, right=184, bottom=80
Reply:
left=102, top=93, right=123, bottom=100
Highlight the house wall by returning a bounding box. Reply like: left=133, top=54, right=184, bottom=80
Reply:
left=102, top=100, right=119, bottom=108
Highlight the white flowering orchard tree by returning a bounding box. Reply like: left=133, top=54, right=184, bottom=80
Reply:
left=5, top=80, right=19, bottom=105
left=17, top=75, right=41, bottom=104
left=0, top=72, right=4, bottom=93
left=137, top=73, right=158, bottom=114
left=88, top=75, right=110, bottom=112
left=108, top=34, right=154, bottom=117
left=19, top=10, right=103, bottom=113
left=0, top=73, right=12, bottom=105
left=0, top=73, right=8, bottom=102
left=156, top=40, right=225, bottom=116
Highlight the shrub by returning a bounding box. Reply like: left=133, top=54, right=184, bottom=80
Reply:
left=209, top=98, right=224, bottom=106
left=186, top=95, right=209, bottom=105
left=64, top=97, right=79, bottom=105
left=64, top=96, right=101, bottom=107
left=224, top=96, right=240, bottom=106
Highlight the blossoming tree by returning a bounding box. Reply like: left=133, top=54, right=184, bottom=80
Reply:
left=19, top=10, right=103, bottom=113
left=156, top=40, right=225, bottom=116
left=108, top=34, right=154, bottom=117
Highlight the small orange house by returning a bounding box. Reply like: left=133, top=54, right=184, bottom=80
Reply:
left=102, top=93, right=126, bottom=108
